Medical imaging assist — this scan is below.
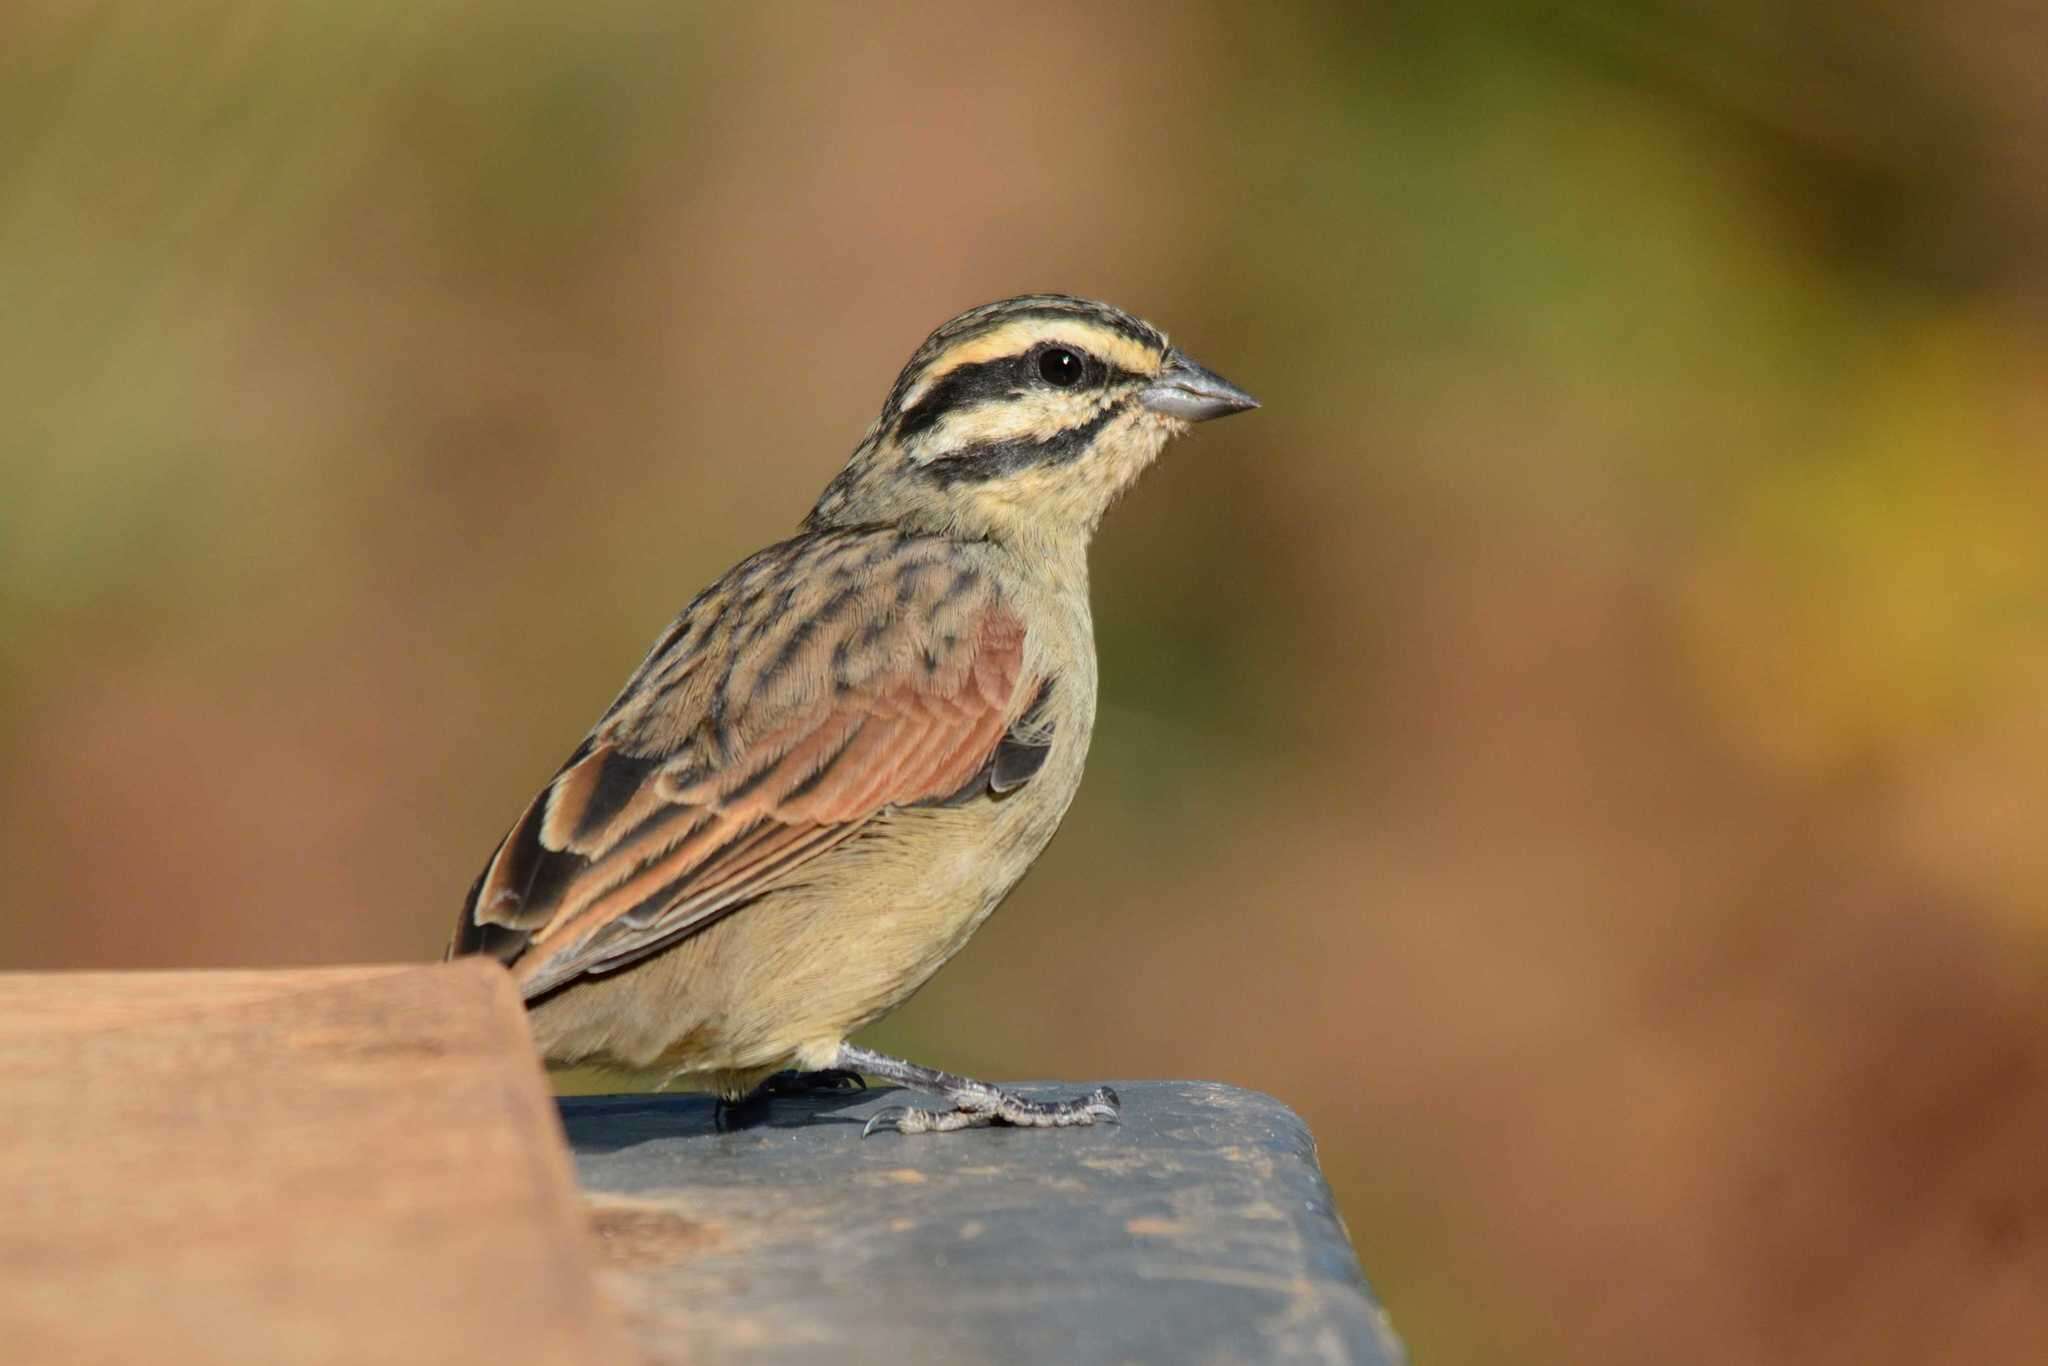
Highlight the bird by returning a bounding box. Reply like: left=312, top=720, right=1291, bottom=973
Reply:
left=449, top=294, right=1257, bottom=1134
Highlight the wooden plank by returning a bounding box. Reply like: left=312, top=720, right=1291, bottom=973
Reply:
left=0, top=960, right=637, bottom=1366
left=565, top=1083, right=1403, bottom=1366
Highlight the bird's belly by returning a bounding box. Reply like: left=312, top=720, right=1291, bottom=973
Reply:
left=526, top=788, right=1069, bottom=1087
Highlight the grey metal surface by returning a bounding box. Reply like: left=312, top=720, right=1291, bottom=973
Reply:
left=562, top=1081, right=1403, bottom=1366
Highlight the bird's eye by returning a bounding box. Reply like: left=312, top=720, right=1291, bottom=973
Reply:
left=1036, top=347, right=1084, bottom=388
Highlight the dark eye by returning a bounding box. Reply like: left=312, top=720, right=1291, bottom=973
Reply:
left=1036, top=346, right=1084, bottom=388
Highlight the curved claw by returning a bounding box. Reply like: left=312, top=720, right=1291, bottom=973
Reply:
left=861, top=1105, right=915, bottom=1138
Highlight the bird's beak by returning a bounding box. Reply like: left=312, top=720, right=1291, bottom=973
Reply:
left=1139, top=350, right=1260, bottom=422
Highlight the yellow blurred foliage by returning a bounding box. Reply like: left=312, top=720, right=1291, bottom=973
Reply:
left=1688, top=313, right=2047, bottom=767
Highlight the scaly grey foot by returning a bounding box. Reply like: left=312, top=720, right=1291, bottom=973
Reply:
left=861, top=1085, right=1121, bottom=1136
left=835, top=1043, right=1120, bottom=1138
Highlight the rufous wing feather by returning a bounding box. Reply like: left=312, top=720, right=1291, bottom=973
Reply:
left=450, top=529, right=1044, bottom=1000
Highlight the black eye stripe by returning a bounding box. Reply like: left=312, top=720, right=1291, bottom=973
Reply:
left=894, top=349, right=1147, bottom=440
left=894, top=358, right=1021, bottom=441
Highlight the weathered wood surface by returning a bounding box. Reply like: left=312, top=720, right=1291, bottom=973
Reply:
left=0, top=960, right=1400, bottom=1365
left=0, top=961, right=634, bottom=1366
left=567, top=1082, right=1403, bottom=1366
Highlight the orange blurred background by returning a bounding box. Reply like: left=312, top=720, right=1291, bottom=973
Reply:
left=5, top=3, right=2045, bottom=1361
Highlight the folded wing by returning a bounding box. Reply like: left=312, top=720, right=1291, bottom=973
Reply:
left=451, top=530, right=1040, bottom=1000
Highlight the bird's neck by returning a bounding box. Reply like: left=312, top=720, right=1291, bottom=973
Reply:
left=808, top=499, right=1094, bottom=600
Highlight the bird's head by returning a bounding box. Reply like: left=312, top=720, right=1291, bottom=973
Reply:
left=808, top=294, right=1257, bottom=550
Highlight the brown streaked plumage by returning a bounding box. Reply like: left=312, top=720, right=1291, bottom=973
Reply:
left=450, top=294, right=1257, bottom=1134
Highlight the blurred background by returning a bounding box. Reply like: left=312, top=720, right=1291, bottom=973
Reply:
left=5, top=2, right=2045, bottom=1360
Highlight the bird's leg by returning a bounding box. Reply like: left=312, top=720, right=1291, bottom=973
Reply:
left=836, top=1043, right=1120, bottom=1137
left=712, top=1067, right=868, bottom=1130
left=748, top=1068, right=869, bottom=1099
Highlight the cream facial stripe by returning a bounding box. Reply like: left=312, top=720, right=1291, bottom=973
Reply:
left=921, top=403, right=1136, bottom=487
left=892, top=318, right=1165, bottom=418
left=914, top=386, right=1117, bottom=461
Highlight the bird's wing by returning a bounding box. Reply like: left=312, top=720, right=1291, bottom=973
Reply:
left=452, top=529, right=1043, bottom=1000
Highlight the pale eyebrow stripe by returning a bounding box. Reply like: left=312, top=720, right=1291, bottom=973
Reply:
left=892, top=320, right=1161, bottom=415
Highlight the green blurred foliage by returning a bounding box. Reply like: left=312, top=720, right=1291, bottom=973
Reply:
left=5, top=3, right=2046, bottom=1362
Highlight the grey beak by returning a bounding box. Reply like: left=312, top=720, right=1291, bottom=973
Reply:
left=1140, top=350, right=1260, bottom=422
